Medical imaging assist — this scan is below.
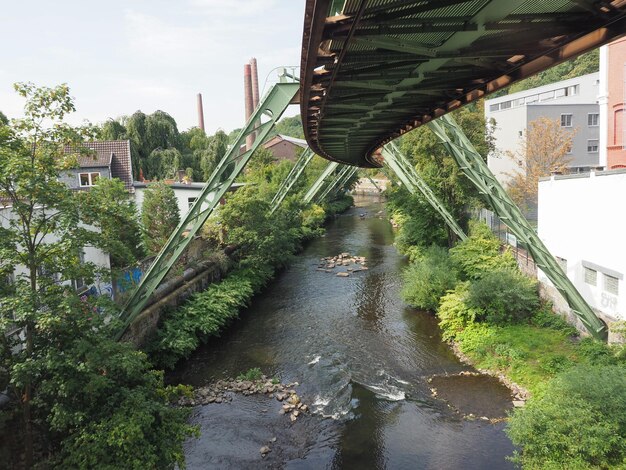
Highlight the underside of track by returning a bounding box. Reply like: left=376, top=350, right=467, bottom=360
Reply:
left=300, top=0, right=626, bottom=167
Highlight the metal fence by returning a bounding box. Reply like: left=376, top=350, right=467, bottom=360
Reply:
left=475, top=208, right=537, bottom=277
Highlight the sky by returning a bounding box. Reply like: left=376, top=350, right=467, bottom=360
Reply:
left=0, top=0, right=305, bottom=134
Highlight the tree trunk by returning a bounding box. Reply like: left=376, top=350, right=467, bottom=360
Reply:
left=23, top=265, right=37, bottom=468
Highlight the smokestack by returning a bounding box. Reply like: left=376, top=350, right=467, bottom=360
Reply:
left=244, top=63, right=254, bottom=150
left=196, top=93, right=205, bottom=132
left=249, top=58, right=260, bottom=109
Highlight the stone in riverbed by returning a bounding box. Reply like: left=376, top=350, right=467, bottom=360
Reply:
left=336, top=272, right=350, bottom=277
left=513, top=400, right=525, bottom=408
left=260, top=446, right=271, bottom=455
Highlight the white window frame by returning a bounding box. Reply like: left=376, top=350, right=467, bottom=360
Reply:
left=604, top=274, right=619, bottom=296
left=584, top=267, right=597, bottom=286
left=78, top=172, right=101, bottom=187
left=587, top=113, right=599, bottom=127
left=587, top=139, right=599, bottom=153
left=560, top=114, right=573, bottom=127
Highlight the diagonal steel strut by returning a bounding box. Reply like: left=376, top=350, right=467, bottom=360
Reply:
left=303, top=161, right=339, bottom=203
left=315, top=165, right=358, bottom=204
left=427, top=114, right=607, bottom=340
left=270, top=147, right=315, bottom=214
left=116, top=82, right=299, bottom=340
left=382, top=141, right=466, bottom=241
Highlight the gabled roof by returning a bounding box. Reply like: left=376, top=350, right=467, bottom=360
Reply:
left=78, top=140, right=134, bottom=191
left=267, top=134, right=308, bottom=148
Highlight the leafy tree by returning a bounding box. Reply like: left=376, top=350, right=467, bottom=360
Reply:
left=141, top=182, right=180, bottom=254
left=0, top=83, right=96, bottom=465
left=201, top=130, right=228, bottom=181
left=507, top=364, right=626, bottom=469
left=273, top=115, right=304, bottom=139
left=78, top=178, right=145, bottom=267
left=99, top=118, right=127, bottom=141
left=505, top=117, right=575, bottom=208
left=0, top=111, right=8, bottom=125
left=397, top=104, right=493, bottom=245
left=147, top=147, right=182, bottom=180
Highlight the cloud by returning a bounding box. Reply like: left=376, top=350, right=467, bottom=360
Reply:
left=189, top=0, right=279, bottom=16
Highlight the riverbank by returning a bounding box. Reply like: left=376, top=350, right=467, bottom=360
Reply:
left=170, top=197, right=515, bottom=469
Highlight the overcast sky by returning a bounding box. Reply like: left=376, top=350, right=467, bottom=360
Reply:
left=0, top=0, right=305, bottom=134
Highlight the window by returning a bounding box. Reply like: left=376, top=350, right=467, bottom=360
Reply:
left=78, top=172, right=100, bottom=187
left=526, top=94, right=538, bottom=103
left=588, top=113, right=599, bottom=126
left=539, top=91, right=554, bottom=101
left=587, top=139, right=599, bottom=153
left=604, top=274, right=619, bottom=295
left=500, top=100, right=512, bottom=110
left=560, top=114, right=573, bottom=127
left=188, top=197, right=197, bottom=209
left=566, top=85, right=579, bottom=96
left=555, top=87, right=567, bottom=98
left=584, top=267, right=597, bottom=286
left=556, top=257, right=567, bottom=274
left=514, top=98, right=525, bottom=106
left=489, top=103, right=500, bottom=112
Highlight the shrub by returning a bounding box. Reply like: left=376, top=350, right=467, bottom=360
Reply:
left=507, top=364, right=626, bottom=469
left=436, top=282, right=479, bottom=341
left=467, top=269, right=540, bottom=324
left=236, top=367, right=263, bottom=381
left=401, top=245, right=458, bottom=311
left=530, top=302, right=578, bottom=335
left=449, top=221, right=517, bottom=280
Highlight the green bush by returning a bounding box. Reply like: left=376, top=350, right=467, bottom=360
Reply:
left=236, top=367, right=263, bottom=381
left=507, top=364, right=626, bottom=469
left=530, top=303, right=578, bottom=335
left=436, top=282, right=480, bottom=341
left=467, top=269, right=540, bottom=324
left=449, top=221, right=517, bottom=280
left=401, top=245, right=458, bottom=311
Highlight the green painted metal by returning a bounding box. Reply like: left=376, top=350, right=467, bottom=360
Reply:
left=303, top=161, right=339, bottom=204
left=315, top=165, right=358, bottom=204
left=270, top=147, right=315, bottom=214
left=366, top=175, right=381, bottom=192
left=427, top=114, right=607, bottom=340
left=382, top=141, right=466, bottom=241
left=115, top=82, right=300, bottom=340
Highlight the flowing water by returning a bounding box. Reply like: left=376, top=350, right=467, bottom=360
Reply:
left=169, top=196, right=515, bottom=469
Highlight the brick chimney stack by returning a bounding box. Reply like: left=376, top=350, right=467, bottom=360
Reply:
left=249, top=57, right=260, bottom=109
left=196, top=93, right=205, bottom=132
left=244, top=64, right=255, bottom=150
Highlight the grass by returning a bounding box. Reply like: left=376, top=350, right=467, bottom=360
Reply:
left=456, top=323, right=580, bottom=395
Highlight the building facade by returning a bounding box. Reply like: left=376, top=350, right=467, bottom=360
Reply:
left=538, top=170, right=626, bottom=322
left=599, top=38, right=626, bottom=169
left=263, top=134, right=307, bottom=161
left=485, top=73, right=600, bottom=185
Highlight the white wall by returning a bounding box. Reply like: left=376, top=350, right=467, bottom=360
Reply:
left=134, top=183, right=216, bottom=219
left=538, top=170, right=626, bottom=320
left=486, top=105, right=527, bottom=185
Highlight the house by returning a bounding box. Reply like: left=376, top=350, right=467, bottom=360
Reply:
left=537, top=169, right=626, bottom=325
left=60, top=140, right=134, bottom=192
left=263, top=134, right=307, bottom=161
left=133, top=181, right=245, bottom=219
left=485, top=73, right=601, bottom=185
left=599, top=38, right=626, bottom=170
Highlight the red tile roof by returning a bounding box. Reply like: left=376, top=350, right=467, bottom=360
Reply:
left=78, top=140, right=134, bottom=191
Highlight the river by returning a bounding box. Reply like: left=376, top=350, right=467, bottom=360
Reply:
left=168, top=196, right=515, bottom=469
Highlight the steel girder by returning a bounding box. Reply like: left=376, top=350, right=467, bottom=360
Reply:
left=382, top=141, right=466, bottom=241
left=116, top=82, right=300, bottom=340
left=427, top=114, right=607, bottom=341
left=315, top=165, right=358, bottom=204
left=270, top=147, right=315, bottom=214
left=303, top=161, right=339, bottom=204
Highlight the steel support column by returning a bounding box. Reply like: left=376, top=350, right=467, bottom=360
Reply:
left=303, top=161, right=339, bottom=204
left=116, top=82, right=300, bottom=340
left=382, top=141, right=466, bottom=241
left=315, top=165, right=358, bottom=203
left=427, top=114, right=607, bottom=340
left=270, top=147, right=315, bottom=214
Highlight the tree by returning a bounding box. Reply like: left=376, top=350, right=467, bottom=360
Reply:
left=146, top=147, right=182, bottom=180
left=78, top=178, right=145, bottom=267
left=505, top=117, right=574, bottom=208
left=397, top=103, right=492, bottom=246
left=0, top=83, right=193, bottom=469
left=141, top=182, right=180, bottom=254
left=507, top=364, right=626, bottom=469
left=0, top=83, right=95, bottom=465
left=0, top=111, right=8, bottom=126
left=200, top=130, right=228, bottom=181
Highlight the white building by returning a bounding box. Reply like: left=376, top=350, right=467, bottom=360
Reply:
left=133, top=182, right=246, bottom=219
left=485, top=73, right=601, bottom=185
left=538, top=169, right=626, bottom=322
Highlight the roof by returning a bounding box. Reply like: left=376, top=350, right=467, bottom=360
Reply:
left=276, top=134, right=308, bottom=148
left=300, top=0, right=626, bottom=167
left=76, top=140, right=134, bottom=191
